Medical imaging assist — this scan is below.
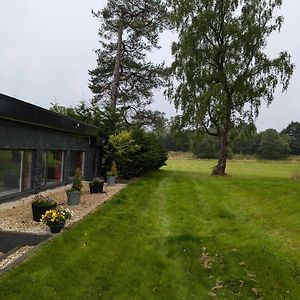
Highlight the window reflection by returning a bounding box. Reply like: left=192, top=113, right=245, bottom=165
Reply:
left=0, top=150, right=33, bottom=196
left=41, top=151, right=64, bottom=185
left=70, top=151, right=85, bottom=177
left=47, top=151, right=64, bottom=183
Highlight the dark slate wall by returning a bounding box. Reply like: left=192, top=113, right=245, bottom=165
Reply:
left=0, top=119, right=89, bottom=149
left=0, top=119, right=99, bottom=202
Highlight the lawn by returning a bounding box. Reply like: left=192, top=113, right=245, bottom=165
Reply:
left=0, top=158, right=299, bottom=299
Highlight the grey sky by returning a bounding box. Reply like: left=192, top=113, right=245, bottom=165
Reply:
left=0, top=0, right=298, bottom=132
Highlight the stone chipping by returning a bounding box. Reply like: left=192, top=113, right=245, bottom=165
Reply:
left=0, top=182, right=126, bottom=234
left=0, top=182, right=127, bottom=271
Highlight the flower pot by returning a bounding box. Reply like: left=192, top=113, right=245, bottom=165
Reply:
left=66, top=191, right=80, bottom=205
left=32, top=202, right=57, bottom=222
left=50, top=223, right=65, bottom=234
left=89, top=181, right=104, bottom=194
left=106, top=175, right=116, bottom=185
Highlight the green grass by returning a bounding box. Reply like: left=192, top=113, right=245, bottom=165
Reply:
left=0, top=159, right=299, bottom=299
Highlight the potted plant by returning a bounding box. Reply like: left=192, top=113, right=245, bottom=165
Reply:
left=66, top=168, right=83, bottom=205
left=41, top=208, right=72, bottom=234
left=31, top=194, right=57, bottom=222
left=106, top=161, right=117, bottom=185
left=89, top=177, right=104, bottom=194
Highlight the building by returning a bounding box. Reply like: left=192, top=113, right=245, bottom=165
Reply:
left=0, top=93, right=100, bottom=203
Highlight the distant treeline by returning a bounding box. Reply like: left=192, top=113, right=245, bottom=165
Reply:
left=156, top=119, right=300, bottom=160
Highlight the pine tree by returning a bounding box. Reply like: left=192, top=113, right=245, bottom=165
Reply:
left=89, top=0, right=168, bottom=130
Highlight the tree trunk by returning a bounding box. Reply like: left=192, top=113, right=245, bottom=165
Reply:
left=111, top=24, right=123, bottom=112
left=212, top=128, right=230, bottom=176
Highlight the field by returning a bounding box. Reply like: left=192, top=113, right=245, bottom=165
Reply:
left=0, top=158, right=299, bottom=299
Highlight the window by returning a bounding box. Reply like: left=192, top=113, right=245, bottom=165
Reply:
left=0, top=150, right=33, bottom=196
left=41, top=151, right=64, bottom=185
left=69, top=151, right=85, bottom=177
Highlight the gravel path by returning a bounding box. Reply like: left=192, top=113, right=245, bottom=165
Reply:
left=0, top=182, right=127, bottom=234
left=0, top=182, right=127, bottom=272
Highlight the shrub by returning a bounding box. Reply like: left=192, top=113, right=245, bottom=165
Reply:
left=130, top=128, right=168, bottom=176
left=258, top=129, right=290, bottom=160
left=105, top=128, right=168, bottom=178
left=71, top=168, right=83, bottom=192
left=105, top=131, right=140, bottom=177
left=107, top=161, right=118, bottom=176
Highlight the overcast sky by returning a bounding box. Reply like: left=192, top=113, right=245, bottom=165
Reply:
left=0, top=0, right=298, bottom=132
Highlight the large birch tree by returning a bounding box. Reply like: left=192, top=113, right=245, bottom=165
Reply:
left=168, top=0, right=294, bottom=175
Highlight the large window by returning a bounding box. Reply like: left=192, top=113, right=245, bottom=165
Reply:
left=0, top=150, right=33, bottom=197
left=69, top=151, right=85, bottom=177
left=41, top=151, right=64, bottom=185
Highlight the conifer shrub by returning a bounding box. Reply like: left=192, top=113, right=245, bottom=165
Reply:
left=105, top=128, right=168, bottom=178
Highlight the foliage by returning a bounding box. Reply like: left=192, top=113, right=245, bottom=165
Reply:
left=107, top=162, right=118, bottom=177
left=231, top=134, right=260, bottom=155
left=190, top=132, right=220, bottom=159
left=105, top=128, right=167, bottom=178
left=41, top=208, right=72, bottom=226
left=231, top=122, right=259, bottom=154
left=50, top=101, right=112, bottom=136
left=50, top=100, right=166, bottom=137
left=156, top=116, right=191, bottom=151
left=258, top=129, right=290, bottom=160
left=167, top=0, right=294, bottom=175
left=89, top=0, right=168, bottom=129
left=89, top=177, right=104, bottom=187
left=70, top=168, right=83, bottom=192
left=106, top=131, right=141, bottom=176
left=281, top=121, right=300, bottom=155
left=129, top=127, right=168, bottom=176
left=32, top=195, right=57, bottom=207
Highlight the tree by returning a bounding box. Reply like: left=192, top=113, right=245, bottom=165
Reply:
left=231, top=122, right=258, bottom=154
left=281, top=121, right=300, bottom=155
left=190, top=132, right=220, bottom=159
left=50, top=101, right=103, bottom=126
left=258, top=129, right=290, bottom=160
left=50, top=101, right=167, bottom=138
left=89, top=0, right=168, bottom=130
left=167, top=0, right=294, bottom=175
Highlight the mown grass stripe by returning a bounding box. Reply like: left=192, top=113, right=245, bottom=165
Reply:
left=0, top=159, right=299, bottom=299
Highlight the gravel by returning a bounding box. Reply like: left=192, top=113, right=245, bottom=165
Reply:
left=0, top=182, right=126, bottom=234
left=0, top=246, right=34, bottom=270
left=0, top=182, right=126, bottom=271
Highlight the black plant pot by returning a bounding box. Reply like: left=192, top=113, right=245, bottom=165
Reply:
left=89, top=182, right=104, bottom=194
left=32, top=202, right=57, bottom=222
left=50, top=223, right=65, bottom=234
